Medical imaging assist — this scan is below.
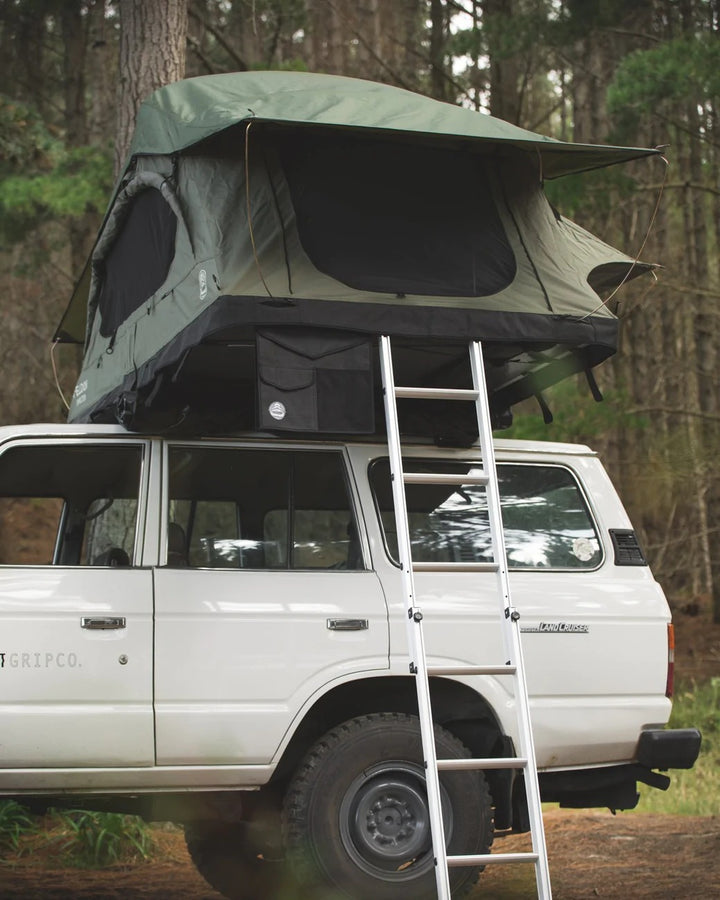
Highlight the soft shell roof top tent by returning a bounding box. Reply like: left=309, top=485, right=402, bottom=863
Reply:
left=56, top=71, right=660, bottom=440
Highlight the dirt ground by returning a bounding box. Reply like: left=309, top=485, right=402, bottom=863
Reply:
left=0, top=611, right=718, bottom=899
left=1, top=809, right=718, bottom=899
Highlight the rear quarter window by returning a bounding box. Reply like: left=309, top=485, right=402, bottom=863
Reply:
left=369, top=459, right=602, bottom=570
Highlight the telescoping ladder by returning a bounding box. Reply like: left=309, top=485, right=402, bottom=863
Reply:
left=379, top=335, right=552, bottom=900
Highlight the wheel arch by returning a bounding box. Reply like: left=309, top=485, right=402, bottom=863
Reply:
left=271, top=675, right=514, bottom=825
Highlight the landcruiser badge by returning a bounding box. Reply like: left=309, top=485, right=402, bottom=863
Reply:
left=521, top=623, right=589, bottom=634
left=268, top=401, right=286, bottom=421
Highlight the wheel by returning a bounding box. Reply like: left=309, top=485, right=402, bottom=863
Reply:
left=282, top=712, right=493, bottom=900
left=185, top=819, right=292, bottom=900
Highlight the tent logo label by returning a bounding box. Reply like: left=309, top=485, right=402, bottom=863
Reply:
left=268, top=401, right=286, bottom=421
left=198, top=268, right=208, bottom=300
left=73, top=379, right=88, bottom=407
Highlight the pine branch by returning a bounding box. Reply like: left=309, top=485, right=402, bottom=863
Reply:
left=656, top=279, right=720, bottom=300
left=322, top=0, right=412, bottom=90
left=188, top=3, right=248, bottom=72
left=637, top=182, right=720, bottom=198
left=598, top=27, right=662, bottom=45
left=187, top=34, right=221, bottom=75
left=628, top=406, right=720, bottom=423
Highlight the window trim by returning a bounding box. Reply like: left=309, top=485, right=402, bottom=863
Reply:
left=0, top=438, right=149, bottom=569
left=162, top=441, right=368, bottom=571
left=368, top=457, right=605, bottom=573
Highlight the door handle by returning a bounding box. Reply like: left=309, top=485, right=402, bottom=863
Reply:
left=327, top=618, right=368, bottom=631
left=81, top=616, right=126, bottom=630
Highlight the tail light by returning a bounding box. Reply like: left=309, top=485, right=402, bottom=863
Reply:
left=665, top=623, right=675, bottom=699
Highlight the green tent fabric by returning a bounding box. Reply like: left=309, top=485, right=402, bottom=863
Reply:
left=129, top=70, right=657, bottom=179
left=56, top=71, right=660, bottom=436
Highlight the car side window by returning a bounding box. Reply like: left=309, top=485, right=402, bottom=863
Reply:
left=0, top=443, right=143, bottom=566
left=370, top=459, right=601, bottom=570
left=166, top=446, right=363, bottom=570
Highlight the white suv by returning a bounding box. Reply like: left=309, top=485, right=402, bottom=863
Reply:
left=0, top=424, right=700, bottom=899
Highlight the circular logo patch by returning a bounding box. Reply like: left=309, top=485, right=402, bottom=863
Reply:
left=268, top=401, right=286, bottom=421
left=572, top=537, right=596, bottom=562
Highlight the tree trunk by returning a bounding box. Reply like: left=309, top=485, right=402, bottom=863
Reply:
left=484, top=0, right=523, bottom=124
left=116, top=0, right=188, bottom=175
left=429, top=0, right=448, bottom=100
left=59, top=0, right=93, bottom=276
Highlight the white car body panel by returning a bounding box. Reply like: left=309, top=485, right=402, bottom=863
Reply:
left=153, top=568, right=388, bottom=765
left=0, top=568, right=154, bottom=767
left=0, top=427, right=677, bottom=793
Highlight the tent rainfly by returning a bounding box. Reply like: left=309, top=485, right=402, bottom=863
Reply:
left=56, top=71, right=660, bottom=440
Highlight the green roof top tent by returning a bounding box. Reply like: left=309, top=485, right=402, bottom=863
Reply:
left=56, top=71, right=660, bottom=439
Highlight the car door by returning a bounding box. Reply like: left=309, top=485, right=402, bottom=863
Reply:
left=0, top=437, right=154, bottom=767
left=153, top=442, right=389, bottom=766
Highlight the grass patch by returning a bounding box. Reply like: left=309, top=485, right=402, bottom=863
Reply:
left=0, top=804, right=155, bottom=867
left=52, top=810, right=155, bottom=867
left=0, top=799, right=37, bottom=853
left=637, top=677, right=719, bottom=815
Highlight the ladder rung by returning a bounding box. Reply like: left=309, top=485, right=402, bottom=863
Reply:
left=403, top=472, right=488, bottom=486
left=447, top=851, right=539, bottom=868
left=395, top=386, right=480, bottom=401
left=436, top=757, right=527, bottom=771
left=412, top=561, right=498, bottom=573
left=427, top=664, right=517, bottom=677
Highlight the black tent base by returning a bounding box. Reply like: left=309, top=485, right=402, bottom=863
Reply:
left=79, top=329, right=604, bottom=446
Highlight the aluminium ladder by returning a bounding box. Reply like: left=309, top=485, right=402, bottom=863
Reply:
left=379, top=335, right=552, bottom=900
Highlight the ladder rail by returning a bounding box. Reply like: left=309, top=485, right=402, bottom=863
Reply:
left=379, top=335, right=453, bottom=900
left=379, top=335, right=552, bottom=900
left=469, top=341, right=552, bottom=899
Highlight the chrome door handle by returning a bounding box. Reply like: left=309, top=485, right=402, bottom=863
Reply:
left=327, top=618, right=368, bottom=631
left=81, top=616, right=126, bottom=630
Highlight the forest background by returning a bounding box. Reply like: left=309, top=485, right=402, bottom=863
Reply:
left=0, top=0, right=719, bottom=621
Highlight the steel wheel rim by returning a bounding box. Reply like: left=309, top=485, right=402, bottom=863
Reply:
left=338, top=760, right=453, bottom=881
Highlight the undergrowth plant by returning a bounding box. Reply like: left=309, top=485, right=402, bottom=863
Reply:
left=54, top=810, right=154, bottom=867
left=0, top=799, right=37, bottom=853
left=0, top=803, right=155, bottom=867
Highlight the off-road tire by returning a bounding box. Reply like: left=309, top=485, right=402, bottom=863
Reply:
left=282, top=712, right=493, bottom=900
left=184, top=820, right=291, bottom=900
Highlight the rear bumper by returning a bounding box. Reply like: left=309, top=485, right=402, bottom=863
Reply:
left=538, top=727, right=702, bottom=814
left=636, top=727, right=702, bottom=770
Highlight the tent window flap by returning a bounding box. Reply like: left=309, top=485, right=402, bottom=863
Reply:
left=277, top=132, right=517, bottom=298
left=98, top=188, right=177, bottom=337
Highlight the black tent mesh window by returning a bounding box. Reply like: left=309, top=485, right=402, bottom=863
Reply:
left=98, top=188, right=177, bottom=337
left=277, top=131, right=516, bottom=297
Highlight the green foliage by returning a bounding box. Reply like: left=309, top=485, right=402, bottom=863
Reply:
left=551, top=0, right=654, bottom=42
left=480, top=5, right=552, bottom=61
left=0, top=95, right=60, bottom=172
left=0, top=143, right=112, bottom=243
left=250, top=57, right=308, bottom=73
left=0, top=804, right=155, bottom=868
left=545, top=165, right=638, bottom=222
left=608, top=34, right=720, bottom=125
left=497, top=377, right=646, bottom=445
left=0, top=800, right=37, bottom=852
left=54, top=810, right=154, bottom=867
left=0, top=93, right=113, bottom=242
left=638, top=678, right=720, bottom=815
left=0, top=144, right=112, bottom=218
